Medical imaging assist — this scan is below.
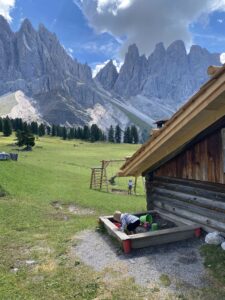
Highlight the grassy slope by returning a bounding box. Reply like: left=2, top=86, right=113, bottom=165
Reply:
left=1, top=135, right=224, bottom=299
left=0, top=135, right=148, bottom=299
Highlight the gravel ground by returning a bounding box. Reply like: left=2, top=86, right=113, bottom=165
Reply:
left=73, top=230, right=208, bottom=292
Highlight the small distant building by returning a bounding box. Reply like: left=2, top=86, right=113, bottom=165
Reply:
left=119, top=65, right=225, bottom=234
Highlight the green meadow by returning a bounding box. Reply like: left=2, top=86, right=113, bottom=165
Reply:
left=1, top=135, right=225, bottom=299
left=0, top=135, right=147, bottom=299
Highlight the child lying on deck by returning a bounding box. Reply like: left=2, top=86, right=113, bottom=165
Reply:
left=113, top=211, right=140, bottom=233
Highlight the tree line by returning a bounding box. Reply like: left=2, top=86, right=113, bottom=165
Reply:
left=108, top=125, right=139, bottom=144
left=0, top=117, right=140, bottom=144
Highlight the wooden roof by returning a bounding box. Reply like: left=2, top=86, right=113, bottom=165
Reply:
left=119, top=65, right=225, bottom=177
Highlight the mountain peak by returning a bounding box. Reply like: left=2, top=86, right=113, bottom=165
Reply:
left=167, top=40, right=186, bottom=54
left=38, top=23, right=58, bottom=44
left=107, top=59, right=114, bottom=66
left=20, top=18, right=35, bottom=33
left=96, top=60, right=118, bottom=90
left=21, top=18, right=32, bottom=26
left=189, top=44, right=209, bottom=56
left=127, top=43, right=139, bottom=57
left=0, top=15, right=8, bottom=25
left=0, top=15, right=12, bottom=34
left=155, top=42, right=166, bottom=52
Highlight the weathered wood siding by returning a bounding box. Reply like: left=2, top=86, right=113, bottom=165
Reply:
left=155, top=126, right=225, bottom=184
left=148, top=176, right=225, bottom=233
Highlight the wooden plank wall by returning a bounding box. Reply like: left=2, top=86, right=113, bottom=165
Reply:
left=155, top=127, right=225, bottom=184
left=148, top=176, right=225, bottom=233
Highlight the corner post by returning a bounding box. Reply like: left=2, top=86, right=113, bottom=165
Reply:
left=145, top=172, right=154, bottom=210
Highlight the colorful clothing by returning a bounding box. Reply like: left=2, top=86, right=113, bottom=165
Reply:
left=120, top=213, right=139, bottom=232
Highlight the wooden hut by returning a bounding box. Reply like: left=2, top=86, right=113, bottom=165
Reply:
left=119, top=65, right=225, bottom=234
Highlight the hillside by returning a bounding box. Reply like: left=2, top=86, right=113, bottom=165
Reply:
left=0, top=135, right=146, bottom=298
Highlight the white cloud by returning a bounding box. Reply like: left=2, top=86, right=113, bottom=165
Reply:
left=218, top=18, right=223, bottom=23
left=0, top=0, right=16, bottom=22
left=92, top=59, right=123, bottom=77
left=76, top=0, right=225, bottom=57
left=220, top=52, right=225, bottom=63
left=97, top=0, right=133, bottom=14
left=92, top=60, right=109, bottom=77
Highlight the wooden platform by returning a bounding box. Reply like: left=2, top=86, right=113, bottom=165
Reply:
left=99, top=210, right=200, bottom=253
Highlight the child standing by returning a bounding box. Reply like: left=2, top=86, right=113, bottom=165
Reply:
left=113, top=211, right=140, bottom=233
left=128, top=179, right=133, bottom=195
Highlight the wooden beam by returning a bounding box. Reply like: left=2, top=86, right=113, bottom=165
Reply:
left=154, top=199, right=225, bottom=232
left=153, top=187, right=225, bottom=212
left=153, top=178, right=225, bottom=201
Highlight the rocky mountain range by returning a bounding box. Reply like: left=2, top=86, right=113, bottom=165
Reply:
left=0, top=16, right=221, bottom=132
left=96, top=42, right=221, bottom=121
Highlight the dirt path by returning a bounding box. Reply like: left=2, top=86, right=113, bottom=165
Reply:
left=72, top=230, right=209, bottom=296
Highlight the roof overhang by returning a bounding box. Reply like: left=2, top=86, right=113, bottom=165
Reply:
left=119, top=66, right=225, bottom=177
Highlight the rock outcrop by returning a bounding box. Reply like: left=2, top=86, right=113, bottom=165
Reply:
left=112, top=40, right=220, bottom=108
left=0, top=16, right=96, bottom=125
left=95, top=60, right=118, bottom=90
left=113, top=44, right=148, bottom=97
left=96, top=40, right=221, bottom=121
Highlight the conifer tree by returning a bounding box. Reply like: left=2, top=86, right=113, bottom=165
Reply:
left=62, top=127, right=67, bottom=140
left=38, top=124, right=45, bottom=136
left=3, top=117, right=12, bottom=137
left=83, top=125, right=90, bottom=140
left=16, top=118, right=23, bottom=131
left=68, top=128, right=75, bottom=139
left=16, top=129, right=35, bottom=150
left=123, top=127, right=131, bottom=143
left=115, top=124, right=121, bottom=143
left=31, top=121, right=38, bottom=135
left=108, top=125, right=115, bottom=143
left=46, top=126, right=51, bottom=135
left=131, top=125, right=139, bottom=144
left=16, top=130, right=24, bottom=147
left=90, top=124, right=100, bottom=142
left=77, top=127, right=83, bottom=139
left=56, top=125, right=62, bottom=137
left=51, top=124, right=56, bottom=136
left=74, top=128, right=78, bottom=139
left=123, top=127, right=128, bottom=143
left=23, top=122, right=28, bottom=132
left=0, top=118, right=3, bottom=132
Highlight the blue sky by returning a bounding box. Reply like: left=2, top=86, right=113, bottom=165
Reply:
left=9, top=0, right=121, bottom=68
left=2, top=0, right=225, bottom=69
left=190, top=10, right=225, bottom=53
